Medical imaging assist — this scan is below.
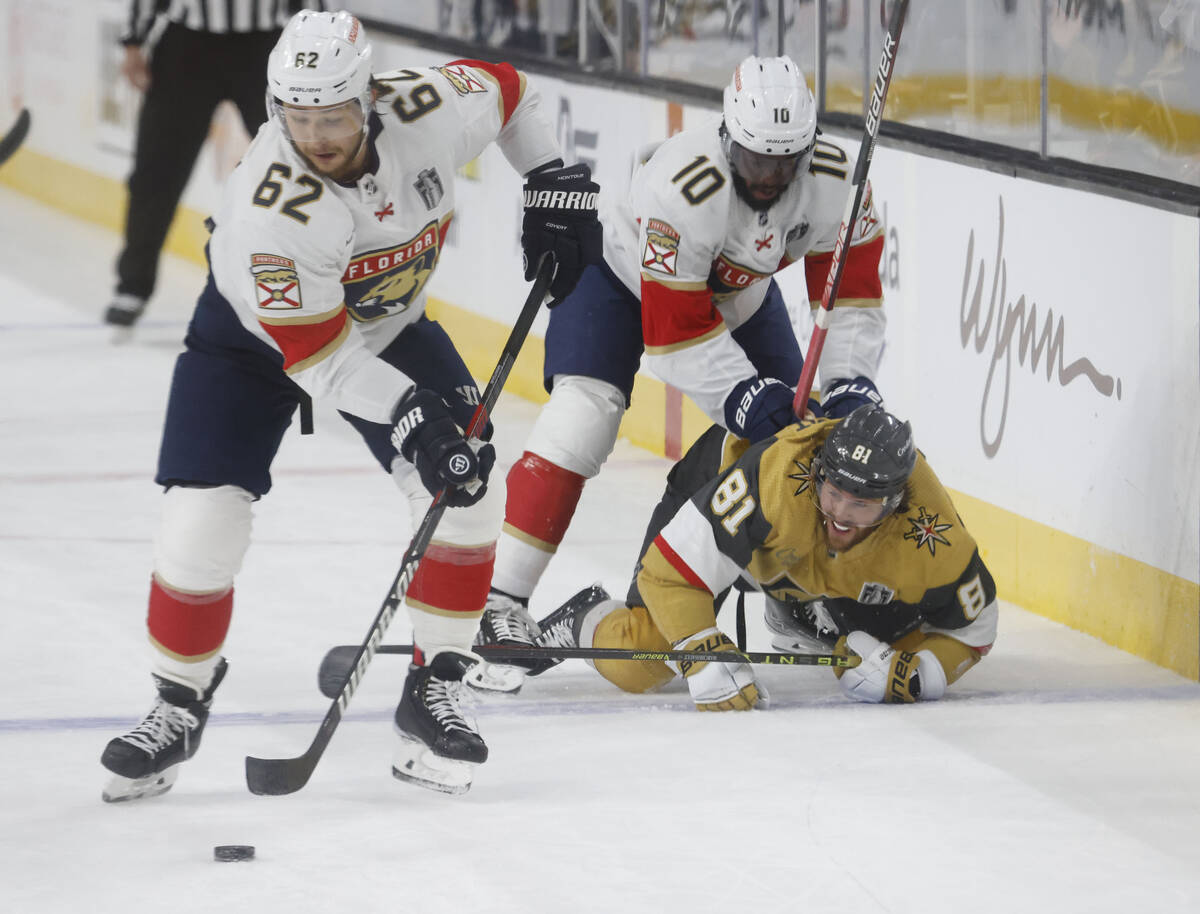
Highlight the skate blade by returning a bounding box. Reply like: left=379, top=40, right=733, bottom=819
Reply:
left=464, top=661, right=527, bottom=694
left=391, top=734, right=477, bottom=796
left=108, top=325, right=136, bottom=345
left=101, top=766, right=179, bottom=803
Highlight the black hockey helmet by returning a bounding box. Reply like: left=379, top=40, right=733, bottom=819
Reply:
left=813, top=404, right=915, bottom=517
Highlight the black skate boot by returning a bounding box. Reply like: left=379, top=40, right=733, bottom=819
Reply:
left=527, top=584, right=613, bottom=675
left=466, top=588, right=542, bottom=694
left=103, top=293, right=147, bottom=340
left=100, top=658, right=228, bottom=803
left=393, top=648, right=488, bottom=795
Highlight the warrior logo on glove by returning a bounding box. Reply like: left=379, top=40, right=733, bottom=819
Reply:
left=521, top=161, right=603, bottom=303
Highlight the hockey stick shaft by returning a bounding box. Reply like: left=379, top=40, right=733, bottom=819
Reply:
left=791, top=0, right=909, bottom=418
left=0, top=108, right=31, bottom=166
left=245, top=254, right=555, bottom=796
left=317, top=642, right=856, bottom=698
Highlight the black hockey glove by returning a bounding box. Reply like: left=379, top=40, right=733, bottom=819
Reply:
left=521, top=161, right=602, bottom=304
left=724, top=376, right=797, bottom=442
left=391, top=389, right=495, bottom=507
left=820, top=376, right=883, bottom=419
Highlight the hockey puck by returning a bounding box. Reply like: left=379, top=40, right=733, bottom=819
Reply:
left=213, top=845, right=255, bottom=862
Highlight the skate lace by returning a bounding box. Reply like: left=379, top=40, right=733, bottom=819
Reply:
left=536, top=613, right=576, bottom=650
left=483, top=599, right=539, bottom=644
left=118, top=698, right=199, bottom=753
left=424, top=679, right=476, bottom=735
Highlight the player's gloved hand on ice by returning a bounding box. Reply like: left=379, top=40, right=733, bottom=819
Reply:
left=834, top=630, right=937, bottom=704
left=724, top=376, right=800, bottom=442
left=673, top=627, right=764, bottom=711
left=820, top=376, right=883, bottom=419
left=522, top=161, right=602, bottom=304
left=391, top=388, right=495, bottom=507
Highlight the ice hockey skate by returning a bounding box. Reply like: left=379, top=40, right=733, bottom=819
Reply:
left=465, top=589, right=542, bottom=694
left=763, top=597, right=840, bottom=652
left=526, top=583, right=614, bottom=675
left=100, top=658, right=227, bottom=803
left=104, top=293, right=147, bottom=343
left=393, top=648, right=488, bottom=795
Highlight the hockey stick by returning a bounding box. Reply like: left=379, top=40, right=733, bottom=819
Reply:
left=317, top=643, right=857, bottom=698
left=0, top=108, right=31, bottom=166
left=245, top=254, right=556, bottom=796
left=791, top=0, right=909, bottom=418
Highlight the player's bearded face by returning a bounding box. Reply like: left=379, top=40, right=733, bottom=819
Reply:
left=729, top=143, right=803, bottom=206
left=281, top=100, right=366, bottom=180
left=815, top=479, right=889, bottom=552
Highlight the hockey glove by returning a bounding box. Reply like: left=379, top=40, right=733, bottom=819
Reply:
left=820, top=376, right=883, bottom=419
left=522, top=161, right=602, bottom=304
left=391, top=389, right=495, bottom=507
left=674, top=627, right=763, bottom=711
left=834, top=630, right=937, bottom=703
left=724, top=376, right=797, bottom=442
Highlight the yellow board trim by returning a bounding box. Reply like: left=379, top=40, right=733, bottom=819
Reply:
left=0, top=147, right=212, bottom=266
left=5, top=148, right=1196, bottom=681
left=827, top=73, right=1200, bottom=156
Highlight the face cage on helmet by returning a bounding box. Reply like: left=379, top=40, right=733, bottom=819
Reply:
left=810, top=457, right=901, bottom=529
left=269, top=93, right=369, bottom=144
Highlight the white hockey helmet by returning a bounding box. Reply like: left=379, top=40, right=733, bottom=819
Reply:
left=722, top=55, right=817, bottom=157
left=267, top=10, right=373, bottom=138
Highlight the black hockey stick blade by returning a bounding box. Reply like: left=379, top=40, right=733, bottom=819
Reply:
left=244, top=255, right=556, bottom=796
left=317, top=641, right=858, bottom=698
left=0, top=108, right=31, bottom=166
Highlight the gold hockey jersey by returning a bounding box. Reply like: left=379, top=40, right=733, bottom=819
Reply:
left=638, top=420, right=998, bottom=650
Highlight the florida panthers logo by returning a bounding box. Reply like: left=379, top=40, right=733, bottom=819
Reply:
left=341, top=217, right=451, bottom=322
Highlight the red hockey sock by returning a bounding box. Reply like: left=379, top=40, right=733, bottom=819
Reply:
left=503, top=451, right=586, bottom=549
left=407, top=542, right=496, bottom=615
left=147, top=575, right=234, bottom=661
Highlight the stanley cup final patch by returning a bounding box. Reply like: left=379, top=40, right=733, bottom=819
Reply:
left=251, top=254, right=303, bottom=310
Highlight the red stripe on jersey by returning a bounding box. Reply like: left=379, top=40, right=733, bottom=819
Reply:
left=408, top=541, right=496, bottom=614
left=147, top=577, right=233, bottom=659
left=804, top=234, right=884, bottom=306
left=448, top=59, right=521, bottom=125
left=505, top=452, right=586, bottom=546
left=641, top=279, right=722, bottom=348
left=652, top=535, right=712, bottom=594
left=260, top=308, right=349, bottom=371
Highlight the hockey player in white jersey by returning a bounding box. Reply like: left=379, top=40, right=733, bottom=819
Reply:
left=99, top=9, right=601, bottom=800
left=471, top=56, right=888, bottom=692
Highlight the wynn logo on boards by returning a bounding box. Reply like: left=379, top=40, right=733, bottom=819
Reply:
left=960, top=197, right=1121, bottom=457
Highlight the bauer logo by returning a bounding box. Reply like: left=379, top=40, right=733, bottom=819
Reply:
left=251, top=254, right=302, bottom=309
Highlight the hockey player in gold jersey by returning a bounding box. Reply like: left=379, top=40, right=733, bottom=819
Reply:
left=531, top=405, right=997, bottom=709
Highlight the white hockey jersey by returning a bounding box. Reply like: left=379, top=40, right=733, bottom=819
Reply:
left=205, top=61, right=559, bottom=424
left=601, top=117, right=886, bottom=424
